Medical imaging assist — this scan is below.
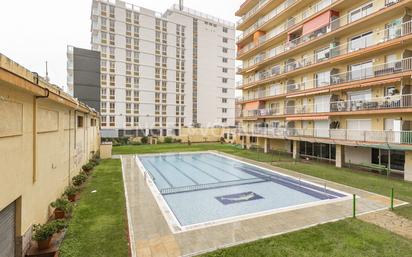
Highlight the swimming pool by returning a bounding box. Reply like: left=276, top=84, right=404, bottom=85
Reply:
left=136, top=152, right=350, bottom=232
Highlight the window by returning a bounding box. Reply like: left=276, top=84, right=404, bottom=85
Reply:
left=350, top=61, right=373, bottom=80
left=222, top=108, right=227, bottom=113
left=349, top=2, right=373, bottom=23
left=315, top=47, right=330, bottom=62
left=222, top=98, right=227, bottom=103
left=222, top=47, right=228, bottom=53
left=222, top=88, right=228, bottom=93
left=77, top=116, right=84, bottom=128
left=315, top=70, right=331, bottom=87
left=222, top=78, right=228, bottom=83
left=222, top=118, right=227, bottom=123
left=223, top=27, right=228, bottom=33
left=109, top=116, right=115, bottom=126
left=222, top=37, right=228, bottom=43
left=222, top=57, right=228, bottom=63
left=91, top=118, right=97, bottom=127
left=101, top=116, right=107, bottom=127
left=349, top=31, right=373, bottom=52
left=222, top=67, right=228, bottom=73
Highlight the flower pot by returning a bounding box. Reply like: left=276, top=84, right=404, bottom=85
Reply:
left=54, top=209, right=65, bottom=219
left=37, top=237, right=52, bottom=250
left=68, top=194, right=76, bottom=202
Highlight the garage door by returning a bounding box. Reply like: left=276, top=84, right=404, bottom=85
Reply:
left=0, top=202, right=15, bottom=257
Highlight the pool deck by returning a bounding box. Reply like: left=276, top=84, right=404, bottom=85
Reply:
left=120, top=151, right=408, bottom=257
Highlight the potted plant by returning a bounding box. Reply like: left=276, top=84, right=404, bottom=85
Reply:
left=50, top=198, right=73, bottom=219
left=64, top=185, right=79, bottom=202
left=32, top=220, right=68, bottom=250
left=82, top=163, right=94, bottom=173
left=72, top=172, right=88, bottom=186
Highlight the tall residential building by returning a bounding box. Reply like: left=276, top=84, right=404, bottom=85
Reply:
left=91, top=0, right=236, bottom=138
left=235, top=0, right=412, bottom=181
left=67, top=46, right=101, bottom=112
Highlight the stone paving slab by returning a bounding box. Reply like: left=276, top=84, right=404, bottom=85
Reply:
left=120, top=152, right=408, bottom=257
left=359, top=210, right=412, bottom=240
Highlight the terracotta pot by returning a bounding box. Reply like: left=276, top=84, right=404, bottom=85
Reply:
left=37, top=237, right=52, bottom=250
left=68, top=194, right=76, bottom=202
left=54, top=209, right=65, bottom=219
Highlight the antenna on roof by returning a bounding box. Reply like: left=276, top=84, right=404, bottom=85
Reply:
left=179, top=0, right=183, bottom=11
left=45, top=61, right=50, bottom=82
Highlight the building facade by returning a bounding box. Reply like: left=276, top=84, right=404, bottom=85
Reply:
left=91, top=0, right=236, bottom=138
left=67, top=46, right=101, bottom=112
left=0, top=54, right=100, bottom=257
left=235, top=0, right=412, bottom=180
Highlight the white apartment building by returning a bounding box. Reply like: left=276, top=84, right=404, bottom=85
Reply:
left=90, top=0, right=236, bottom=137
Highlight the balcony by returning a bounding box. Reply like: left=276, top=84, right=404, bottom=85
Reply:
left=238, top=19, right=412, bottom=75
left=237, top=0, right=401, bottom=58
left=238, top=57, right=412, bottom=99
left=237, top=0, right=337, bottom=43
left=237, top=127, right=412, bottom=145
left=238, top=94, right=412, bottom=118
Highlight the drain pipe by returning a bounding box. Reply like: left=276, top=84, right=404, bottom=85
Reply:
left=32, top=85, right=49, bottom=183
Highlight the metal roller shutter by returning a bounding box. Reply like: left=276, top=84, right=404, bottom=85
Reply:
left=0, top=202, right=16, bottom=257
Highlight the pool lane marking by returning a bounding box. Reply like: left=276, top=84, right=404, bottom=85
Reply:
left=146, top=159, right=174, bottom=188
left=163, top=159, right=200, bottom=185
left=178, top=157, right=223, bottom=182
left=191, top=156, right=245, bottom=180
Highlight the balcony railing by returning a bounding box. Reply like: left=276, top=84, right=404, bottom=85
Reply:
left=238, top=19, right=412, bottom=75
left=237, top=0, right=298, bottom=41
left=237, top=127, right=412, bottom=145
left=239, top=57, right=412, bottom=102
left=239, top=94, right=412, bottom=118
left=237, top=0, right=338, bottom=42
left=237, top=0, right=270, bottom=28
left=237, top=0, right=401, bottom=57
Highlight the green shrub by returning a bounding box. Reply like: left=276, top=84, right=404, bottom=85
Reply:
left=173, top=138, right=182, bottom=143
left=141, top=136, right=148, bottom=144
left=82, top=163, right=94, bottom=172
left=72, top=172, right=87, bottom=186
left=64, top=185, right=79, bottom=197
left=51, top=198, right=73, bottom=214
left=32, top=220, right=68, bottom=241
left=163, top=137, right=173, bottom=143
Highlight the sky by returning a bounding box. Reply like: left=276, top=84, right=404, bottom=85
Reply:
left=0, top=0, right=243, bottom=89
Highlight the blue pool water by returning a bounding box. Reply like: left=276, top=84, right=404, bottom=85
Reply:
left=138, top=153, right=346, bottom=227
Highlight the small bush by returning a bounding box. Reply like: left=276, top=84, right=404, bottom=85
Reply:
left=173, top=138, right=182, bottom=143
left=141, top=136, right=148, bottom=144
left=32, top=220, right=68, bottom=241
left=64, top=185, right=79, bottom=197
left=163, top=137, right=173, bottom=144
left=72, top=172, right=87, bottom=186
left=82, top=163, right=94, bottom=172
left=51, top=198, right=73, bottom=214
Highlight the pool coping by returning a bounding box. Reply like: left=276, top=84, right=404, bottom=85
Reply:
left=135, top=151, right=354, bottom=234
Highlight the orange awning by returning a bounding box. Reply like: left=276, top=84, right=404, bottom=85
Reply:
left=287, top=89, right=330, bottom=98
left=243, top=101, right=260, bottom=111
left=286, top=115, right=329, bottom=121
left=330, top=78, right=401, bottom=92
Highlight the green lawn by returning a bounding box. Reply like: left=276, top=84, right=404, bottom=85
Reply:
left=59, top=159, right=129, bottom=257
left=200, top=219, right=412, bottom=257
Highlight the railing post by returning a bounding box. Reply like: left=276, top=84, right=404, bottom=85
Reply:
left=353, top=194, right=356, bottom=218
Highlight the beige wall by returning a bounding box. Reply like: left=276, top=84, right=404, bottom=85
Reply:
left=0, top=58, right=100, bottom=256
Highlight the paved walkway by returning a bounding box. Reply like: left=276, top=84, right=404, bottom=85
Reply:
left=359, top=210, right=412, bottom=240
left=121, top=152, right=408, bottom=257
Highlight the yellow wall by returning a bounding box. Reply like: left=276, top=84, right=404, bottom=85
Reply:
left=0, top=67, right=100, bottom=255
